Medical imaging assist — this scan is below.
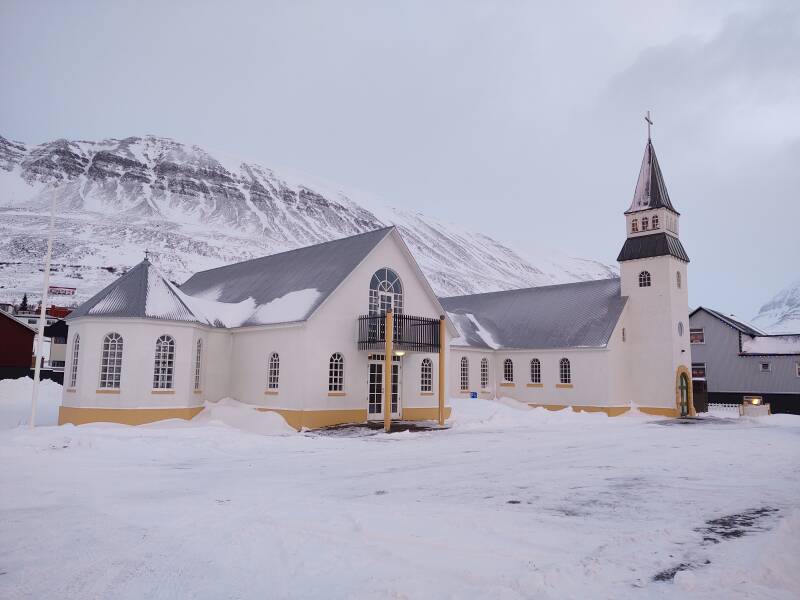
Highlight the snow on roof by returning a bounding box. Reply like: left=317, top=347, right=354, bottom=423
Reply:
left=441, top=278, right=627, bottom=350
left=69, top=227, right=393, bottom=328
left=740, top=335, right=800, bottom=356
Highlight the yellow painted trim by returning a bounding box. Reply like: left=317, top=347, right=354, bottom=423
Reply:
left=638, top=406, right=679, bottom=417
left=327, top=391, right=347, bottom=397
left=193, top=390, right=203, bottom=394
left=385, top=311, right=393, bottom=432
left=459, top=389, right=471, bottom=393
left=403, top=406, right=452, bottom=421
left=675, top=365, right=696, bottom=417
left=526, top=383, right=543, bottom=388
left=527, top=404, right=631, bottom=417
left=255, top=407, right=368, bottom=430
left=528, top=403, right=568, bottom=411
left=499, top=382, right=515, bottom=387
left=151, top=390, right=175, bottom=395
left=438, top=316, right=446, bottom=426
left=58, top=406, right=203, bottom=426
left=95, top=389, right=121, bottom=394
left=65, top=388, right=76, bottom=393
left=264, top=390, right=279, bottom=395
left=420, top=392, right=434, bottom=396
left=556, top=383, right=574, bottom=389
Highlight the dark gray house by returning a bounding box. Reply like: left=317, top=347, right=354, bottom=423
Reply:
left=689, top=307, right=800, bottom=414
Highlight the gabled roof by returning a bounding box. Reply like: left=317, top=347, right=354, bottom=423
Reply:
left=617, top=232, right=689, bottom=263
left=626, top=140, right=678, bottom=215
left=1, top=309, right=37, bottom=335
left=690, top=306, right=766, bottom=337
left=440, top=278, right=627, bottom=350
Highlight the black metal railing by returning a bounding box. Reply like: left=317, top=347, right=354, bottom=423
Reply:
left=357, top=313, right=440, bottom=353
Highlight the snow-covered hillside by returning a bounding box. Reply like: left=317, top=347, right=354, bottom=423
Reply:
left=752, top=280, right=800, bottom=334
left=0, top=134, right=615, bottom=305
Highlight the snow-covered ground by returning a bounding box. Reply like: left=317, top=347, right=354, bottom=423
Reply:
left=1, top=382, right=798, bottom=599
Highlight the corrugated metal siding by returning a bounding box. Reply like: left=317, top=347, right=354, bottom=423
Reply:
left=617, top=232, right=689, bottom=263
left=690, top=309, right=800, bottom=395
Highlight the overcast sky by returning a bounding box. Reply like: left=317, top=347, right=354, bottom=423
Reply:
left=1, top=0, right=798, bottom=319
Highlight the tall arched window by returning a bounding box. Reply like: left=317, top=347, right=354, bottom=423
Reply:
left=329, top=353, right=344, bottom=392
left=641, top=217, right=649, bottom=230
left=99, top=332, right=123, bottom=389
left=153, top=335, right=175, bottom=389
left=460, top=356, right=469, bottom=391
left=503, top=358, right=514, bottom=383
left=268, top=352, right=280, bottom=390
left=676, top=271, right=682, bottom=289
left=651, top=214, right=659, bottom=229
left=480, top=358, right=489, bottom=389
left=631, top=219, right=639, bottom=233
left=369, top=268, right=403, bottom=315
left=559, top=358, right=571, bottom=384
left=68, top=334, right=80, bottom=388
left=420, top=358, right=432, bottom=392
left=639, top=271, right=651, bottom=287
left=530, top=358, right=541, bottom=384
left=193, top=339, right=203, bottom=391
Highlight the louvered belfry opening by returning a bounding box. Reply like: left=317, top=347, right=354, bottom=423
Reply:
left=358, top=314, right=440, bottom=353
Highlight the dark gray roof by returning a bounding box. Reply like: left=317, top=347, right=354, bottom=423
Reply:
left=690, top=306, right=766, bottom=337
left=179, top=227, right=393, bottom=326
left=440, top=278, right=627, bottom=350
left=626, top=140, right=678, bottom=215
left=617, top=232, right=689, bottom=263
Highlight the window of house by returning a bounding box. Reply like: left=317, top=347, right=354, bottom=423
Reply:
left=559, top=358, right=571, bottom=384
left=690, top=328, right=704, bottom=344
left=760, top=362, right=771, bottom=373
left=69, top=334, right=80, bottom=388
left=480, top=357, right=489, bottom=389
left=678, top=322, right=684, bottom=337
left=268, top=352, right=280, bottom=390
left=329, top=353, right=344, bottom=391
left=421, top=358, right=432, bottom=392
left=530, top=358, right=541, bottom=383
left=99, top=332, right=123, bottom=389
left=460, top=356, right=469, bottom=391
left=193, top=340, right=203, bottom=391
left=639, top=271, right=651, bottom=287
left=50, top=360, right=65, bottom=368
left=53, top=336, right=67, bottom=344
left=676, top=270, right=681, bottom=289
left=503, top=358, right=514, bottom=383
left=692, top=363, right=706, bottom=379
left=153, top=335, right=176, bottom=389
left=796, top=362, right=800, bottom=378
left=652, top=215, right=659, bottom=229
left=641, top=217, right=649, bottom=230
left=369, top=268, right=403, bottom=315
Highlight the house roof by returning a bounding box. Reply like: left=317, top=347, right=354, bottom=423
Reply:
left=626, top=139, right=678, bottom=215
left=70, top=227, right=396, bottom=328
left=617, top=232, right=690, bottom=263
left=440, top=278, right=627, bottom=350
left=690, top=306, right=766, bottom=337
left=1, top=309, right=37, bottom=335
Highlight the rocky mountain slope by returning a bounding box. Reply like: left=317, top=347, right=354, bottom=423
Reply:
left=751, top=280, right=800, bottom=334
left=0, top=134, right=616, bottom=305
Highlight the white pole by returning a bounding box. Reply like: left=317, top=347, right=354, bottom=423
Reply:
left=30, top=186, right=58, bottom=428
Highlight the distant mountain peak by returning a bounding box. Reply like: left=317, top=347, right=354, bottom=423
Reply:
left=752, top=279, right=800, bottom=334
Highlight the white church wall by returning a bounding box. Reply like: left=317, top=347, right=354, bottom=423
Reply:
left=448, top=348, right=495, bottom=399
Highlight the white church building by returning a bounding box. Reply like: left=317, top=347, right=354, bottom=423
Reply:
left=59, top=137, right=695, bottom=429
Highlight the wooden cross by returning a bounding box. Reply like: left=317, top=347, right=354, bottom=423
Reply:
left=144, top=249, right=151, bottom=261
left=645, top=110, right=653, bottom=140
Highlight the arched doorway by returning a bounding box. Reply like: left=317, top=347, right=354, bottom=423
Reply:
left=679, top=374, right=690, bottom=417
left=675, top=366, right=694, bottom=417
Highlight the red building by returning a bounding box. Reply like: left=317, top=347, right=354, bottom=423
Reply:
left=0, top=310, right=36, bottom=380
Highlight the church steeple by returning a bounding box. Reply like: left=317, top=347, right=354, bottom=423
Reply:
left=626, top=139, right=678, bottom=215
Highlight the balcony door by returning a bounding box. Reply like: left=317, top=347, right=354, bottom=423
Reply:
left=367, top=354, right=401, bottom=420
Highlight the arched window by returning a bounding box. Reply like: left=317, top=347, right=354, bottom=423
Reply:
left=369, top=268, right=403, bottom=315
left=480, top=358, right=489, bottom=389
left=631, top=219, right=639, bottom=233
left=68, top=334, right=80, bottom=388
left=420, top=358, right=432, bottom=392
left=641, top=217, right=649, bottom=230
left=639, top=271, right=651, bottom=287
left=329, top=353, right=344, bottom=392
left=503, top=358, right=514, bottom=383
left=530, top=358, right=541, bottom=384
left=99, top=332, right=123, bottom=389
left=651, top=214, right=659, bottom=229
left=559, top=358, right=571, bottom=384
left=676, top=271, right=682, bottom=289
left=153, top=335, right=176, bottom=389
left=193, top=339, right=203, bottom=391
left=460, top=356, right=469, bottom=391
left=268, top=352, right=280, bottom=390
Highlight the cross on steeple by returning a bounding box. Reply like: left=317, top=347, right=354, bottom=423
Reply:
left=144, top=249, right=151, bottom=262
left=645, top=110, right=653, bottom=141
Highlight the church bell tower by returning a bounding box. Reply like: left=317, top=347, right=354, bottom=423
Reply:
left=617, top=114, right=693, bottom=416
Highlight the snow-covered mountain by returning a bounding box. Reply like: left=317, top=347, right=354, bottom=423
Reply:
left=0, top=134, right=616, bottom=305
left=751, top=280, right=800, bottom=334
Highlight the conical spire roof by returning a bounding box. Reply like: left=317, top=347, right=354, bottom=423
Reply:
left=626, top=140, right=678, bottom=215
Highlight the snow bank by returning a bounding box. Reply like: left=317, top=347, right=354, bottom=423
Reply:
left=448, top=396, right=612, bottom=430
left=0, top=377, right=62, bottom=429
left=190, top=397, right=296, bottom=435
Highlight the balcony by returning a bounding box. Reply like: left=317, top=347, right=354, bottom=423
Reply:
left=357, top=313, right=441, bottom=353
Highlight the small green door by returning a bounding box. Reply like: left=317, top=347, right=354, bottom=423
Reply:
left=679, top=374, right=690, bottom=417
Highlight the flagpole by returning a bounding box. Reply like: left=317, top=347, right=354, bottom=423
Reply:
left=30, top=186, right=57, bottom=428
